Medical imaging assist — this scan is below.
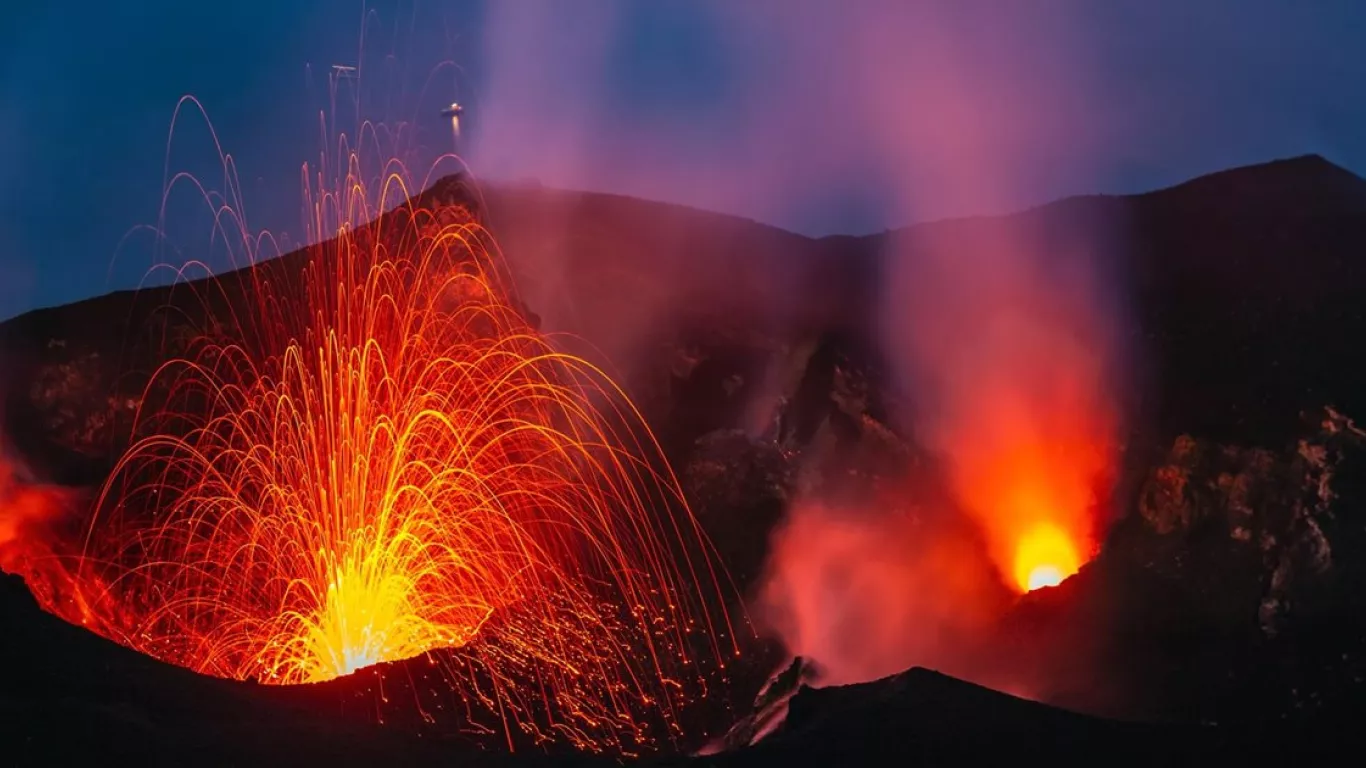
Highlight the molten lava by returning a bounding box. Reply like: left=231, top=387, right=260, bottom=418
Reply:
left=1014, top=522, right=1081, bottom=592
left=972, top=444, right=1099, bottom=596
left=940, top=341, right=1112, bottom=597
left=943, top=400, right=1107, bottom=597
left=7, top=155, right=732, bottom=751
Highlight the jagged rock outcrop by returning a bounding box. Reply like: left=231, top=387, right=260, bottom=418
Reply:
left=1134, top=407, right=1361, bottom=637
left=683, top=429, right=792, bottom=592
left=1014, top=406, right=1366, bottom=723
left=707, top=656, right=817, bottom=753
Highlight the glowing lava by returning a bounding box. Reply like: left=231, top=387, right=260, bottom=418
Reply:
left=1014, top=522, right=1081, bottom=592
left=1025, top=565, right=1064, bottom=591
left=1015, top=523, right=1082, bottom=592
left=7, top=137, right=733, bottom=751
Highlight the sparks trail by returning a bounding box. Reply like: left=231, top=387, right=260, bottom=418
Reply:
left=15, top=138, right=734, bottom=751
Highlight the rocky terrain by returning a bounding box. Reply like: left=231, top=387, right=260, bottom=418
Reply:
left=4, top=154, right=1366, bottom=763
left=6, top=569, right=1359, bottom=765
left=8, top=569, right=1362, bottom=766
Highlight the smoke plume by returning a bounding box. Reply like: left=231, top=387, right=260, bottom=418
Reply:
left=744, top=3, right=1125, bottom=688
left=756, top=493, right=1008, bottom=687
left=886, top=217, right=1121, bottom=594
left=0, top=438, right=74, bottom=579
left=465, top=2, right=1126, bottom=688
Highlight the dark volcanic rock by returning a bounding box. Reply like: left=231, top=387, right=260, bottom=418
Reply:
left=682, top=429, right=791, bottom=592
left=698, top=667, right=1355, bottom=766
left=0, top=572, right=543, bottom=766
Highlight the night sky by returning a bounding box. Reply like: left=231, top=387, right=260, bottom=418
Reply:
left=2, top=0, right=1364, bottom=320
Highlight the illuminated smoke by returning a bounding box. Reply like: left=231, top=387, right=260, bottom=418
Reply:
left=888, top=219, right=1119, bottom=595
left=756, top=496, right=1006, bottom=686
left=0, top=432, right=81, bottom=601
left=0, top=451, right=60, bottom=572
left=465, top=1, right=1125, bottom=690
left=863, top=4, right=1123, bottom=597
left=746, top=3, right=1124, bottom=687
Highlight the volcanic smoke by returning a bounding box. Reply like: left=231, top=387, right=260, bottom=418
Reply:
left=889, top=221, right=1118, bottom=596
left=747, top=3, right=1122, bottom=695
left=756, top=208, right=1120, bottom=698
left=0, top=444, right=70, bottom=585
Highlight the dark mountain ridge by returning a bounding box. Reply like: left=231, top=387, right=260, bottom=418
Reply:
left=6, top=153, right=1362, bottom=455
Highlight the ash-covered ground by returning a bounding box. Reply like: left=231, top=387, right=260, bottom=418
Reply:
left=5, top=155, right=1366, bottom=764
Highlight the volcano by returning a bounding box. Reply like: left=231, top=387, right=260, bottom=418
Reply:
left=5, top=154, right=1366, bottom=763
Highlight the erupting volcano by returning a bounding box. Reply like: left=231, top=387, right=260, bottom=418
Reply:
left=3, top=147, right=732, bottom=751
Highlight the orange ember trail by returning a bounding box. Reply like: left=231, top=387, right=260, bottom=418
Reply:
left=9, top=141, right=733, bottom=752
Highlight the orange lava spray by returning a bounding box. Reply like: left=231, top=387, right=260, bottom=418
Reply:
left=13, top=100, right=734, bottom=752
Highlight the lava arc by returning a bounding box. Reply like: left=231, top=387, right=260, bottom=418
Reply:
left=8, top=147, right=733, bottom=751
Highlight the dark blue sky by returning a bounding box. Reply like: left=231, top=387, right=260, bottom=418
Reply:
left=2, top=0, right=1364, bottom=319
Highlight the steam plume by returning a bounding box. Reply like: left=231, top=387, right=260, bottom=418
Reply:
left=0, top=436, right=74, bottom=580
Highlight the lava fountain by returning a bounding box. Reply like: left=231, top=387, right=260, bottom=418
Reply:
left=9, top=135, right=733, bottom=751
